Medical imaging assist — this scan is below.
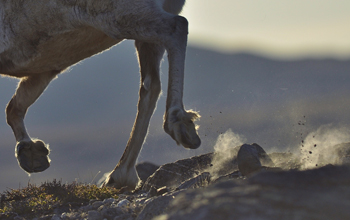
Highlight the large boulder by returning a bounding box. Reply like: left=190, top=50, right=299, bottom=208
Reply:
left=141, top=153, right=213, bottom=191
left=140, top=143, right=286, bottom=191
left=136, top=162, right=160, bottom=182
left=155, top=165, right=350, bottom=220
left=237, top=143, right=275, bottom=176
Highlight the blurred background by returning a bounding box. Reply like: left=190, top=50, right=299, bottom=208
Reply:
left=1, top=0, right=350, bottom=191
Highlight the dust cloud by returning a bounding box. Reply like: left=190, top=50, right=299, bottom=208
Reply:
left=298, top=125, right=350, bottom=169
left=209, top=129, right=247, bottom=177
left=208, top=125, right=350, bottom=176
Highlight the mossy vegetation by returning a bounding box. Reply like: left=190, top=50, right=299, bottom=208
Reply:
left=0, top=179, right=120, bottom=219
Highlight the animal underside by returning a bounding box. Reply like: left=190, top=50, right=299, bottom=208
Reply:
left=0, top=27, right=120, bottom=77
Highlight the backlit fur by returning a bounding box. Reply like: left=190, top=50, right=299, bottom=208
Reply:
left=0, top=0, right=200, bottom=189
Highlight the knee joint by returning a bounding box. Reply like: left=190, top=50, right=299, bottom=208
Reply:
left=6, top=99, right=26, bottom=125
left=6, top=99, right=16, bottom=124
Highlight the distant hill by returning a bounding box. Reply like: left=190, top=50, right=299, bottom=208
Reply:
left=1, top=41, right=349, bottom=191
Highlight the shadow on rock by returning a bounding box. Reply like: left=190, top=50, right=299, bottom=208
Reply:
left=155, top=165, right=350, bottom=220
left=135, top=142, right=350, bottom=220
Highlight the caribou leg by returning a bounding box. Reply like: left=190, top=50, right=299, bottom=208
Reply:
left=6, top=72, right=57, bottom=173
left=104, top=42, right=164, bottom=189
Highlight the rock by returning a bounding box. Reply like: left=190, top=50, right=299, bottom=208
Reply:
left=79, top=204, right=93, bottom=212
left=252, top=143, right=275, bottom=166
left=35, top=215, right=53, bottom=220
left=7, top=147, right=350, bottom=220
left=92, top=201, right=103, bottom=209
left=113, top=213, right=134, bottom=220
left=60, top=213, right=68, bottom=219
left=177, top=172, right=211, bottom=190
left=156, top=186, right=169, bottom=196
left=103, top=198, right=116, bottom=205
left=141, top=144, right=264, bottom=191
left=61, top=212, right=81, bottom=219
left=142, top=153, right=213, bottom=191
left=136, top=191, right=182, bottom=220
left=87, top=210, right=103, bottom=220
left=51, top=215, right=61, bottom=220
left=148, top=186, right=169, bottom=197
left=117, top=199, right=130, bottom=208
left=148, top=186, right=158, bottom=197
left=212, top=171, right=241, bottom=183
left=248, top=164, right=350, bottom=188
left=237, top=144, right=262, bottom=176
left=156, top=165, right=350, bottom=220
left=136, top=162, right=160, bottom=182
left=237, top=143, right=274, bottom=176
left=100, top=207, right=125, bottom=220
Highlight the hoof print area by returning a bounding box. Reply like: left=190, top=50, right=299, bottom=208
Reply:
left=15, top=140, right=51, bottom=173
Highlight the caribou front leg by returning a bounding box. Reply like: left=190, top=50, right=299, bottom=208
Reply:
left=104, top=42, right=164, bottom=189
left=163, top=16, right=201, bottom=149
left=6, top=73, right=56, bottom=173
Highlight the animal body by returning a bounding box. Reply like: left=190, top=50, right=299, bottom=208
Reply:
left=0, top=0, right=200, bottom=189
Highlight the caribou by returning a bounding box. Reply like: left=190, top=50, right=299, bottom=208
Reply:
left=0, top=0, right=200, bottom=189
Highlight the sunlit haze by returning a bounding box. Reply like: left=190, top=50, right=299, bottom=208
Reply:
left=182, top=0, right=350, bottom=59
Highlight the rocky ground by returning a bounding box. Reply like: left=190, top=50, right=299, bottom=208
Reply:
left=2, top=142, right=350, bottom=220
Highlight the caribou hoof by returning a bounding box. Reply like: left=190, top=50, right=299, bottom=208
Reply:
left=178, top=122, right=201, bottom=149
left=15, top=139, right=51, bottom=173
left=101, top=165, right=140, bottom=190
left=164, top=108, right=201, bottom=149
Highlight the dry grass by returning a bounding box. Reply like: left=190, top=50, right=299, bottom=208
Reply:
left=0, top=179, right=120, bottom=219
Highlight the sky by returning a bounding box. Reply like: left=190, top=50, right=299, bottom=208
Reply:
left=181, top=0, right=350, bottom=59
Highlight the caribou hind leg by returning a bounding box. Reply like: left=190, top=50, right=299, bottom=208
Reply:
left=104, top=14, right=200, bottom=188
left=6, top=73, right=56, bottom=173
left=104, top=42, right=164, bottom=189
